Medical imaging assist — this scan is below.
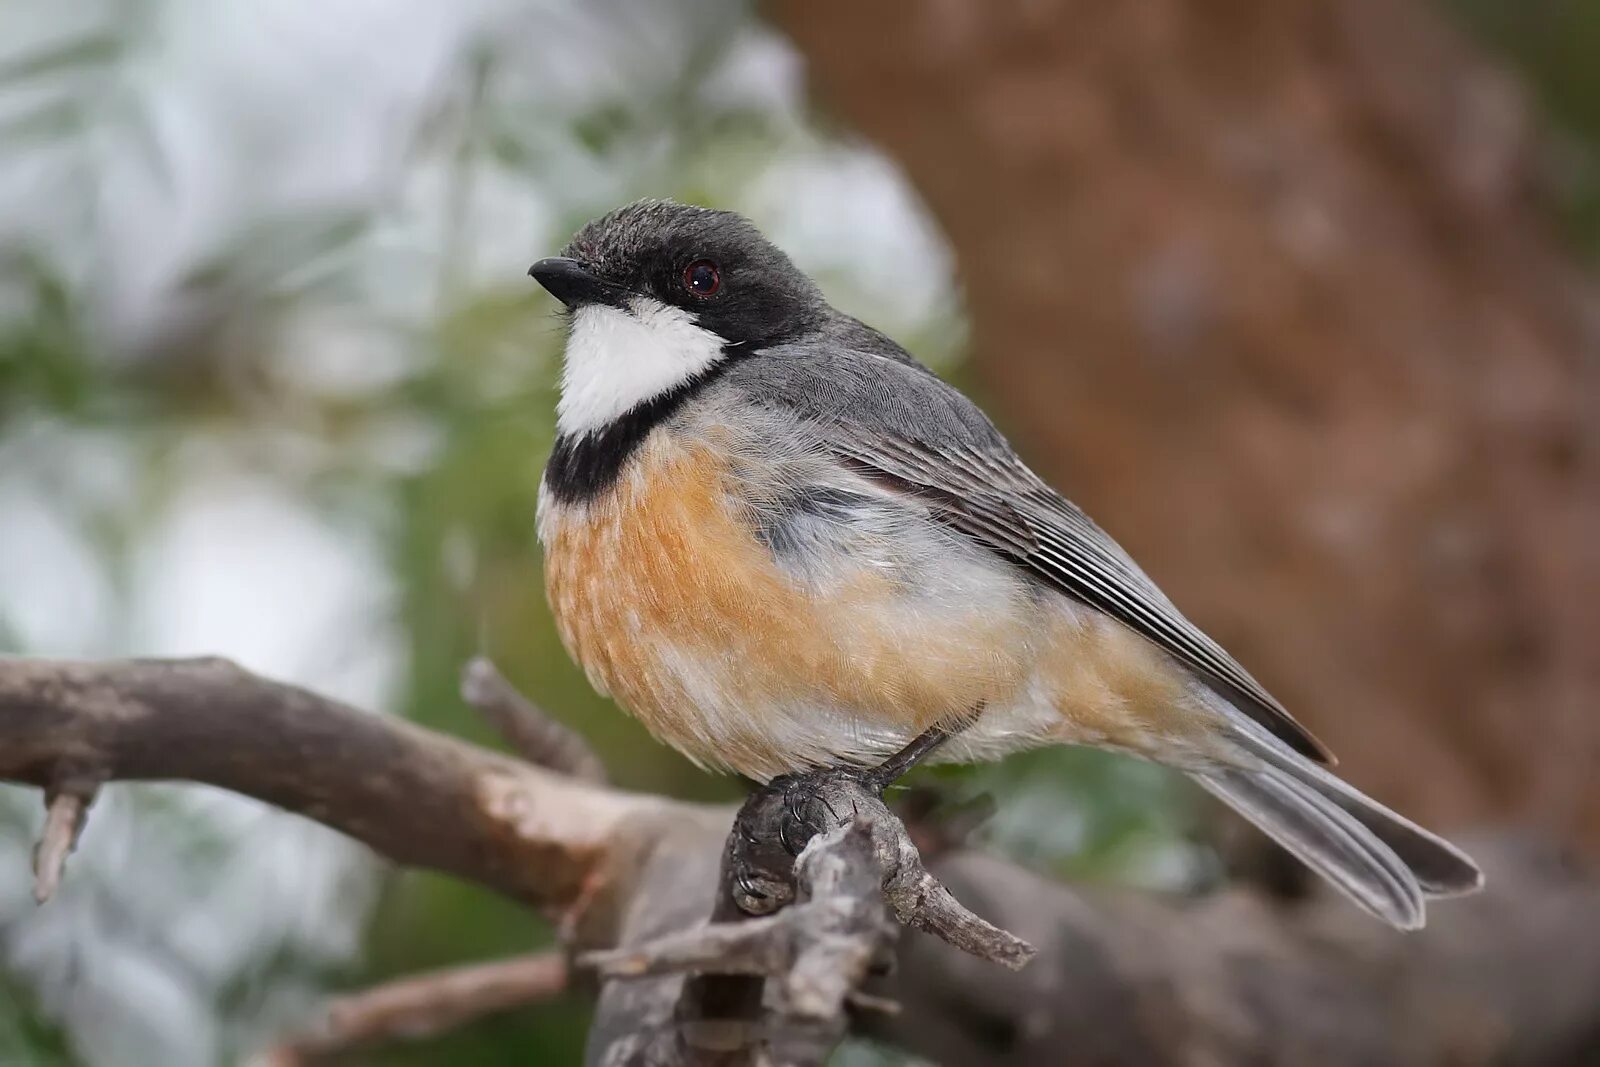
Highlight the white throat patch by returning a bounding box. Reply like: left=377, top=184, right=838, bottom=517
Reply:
left=556, top=297, right=726, bottom=437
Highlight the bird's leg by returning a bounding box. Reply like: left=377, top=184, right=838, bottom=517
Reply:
left=856, top=723, right=953, bottom=793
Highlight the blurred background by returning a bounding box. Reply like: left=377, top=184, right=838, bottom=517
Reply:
left=0, top=1, right=1595, bottom=1065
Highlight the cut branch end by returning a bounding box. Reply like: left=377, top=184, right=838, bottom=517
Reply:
left=32, top=777, right=99, bottom=904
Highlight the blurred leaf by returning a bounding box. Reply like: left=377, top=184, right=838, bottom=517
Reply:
left=0, top=972, right=76, bottom=1067
left=0, top=259, right=97, bottom=420
left=176, top=209, right=374, bottom=297
left=0, top=100, right=85, bottom=150
left=0, top=34, right=120, bottom=88
left=915, top=745, right=1202, bottom=888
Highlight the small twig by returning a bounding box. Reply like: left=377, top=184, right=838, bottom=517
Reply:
left=33, top=774, right=100, bottom=904
left=883, top=867, right=1034, bottom=970
left=844, top=990, right=900, bottom=1016
left=255, top=950, right=569, bottom=1066
left=583, top=912, right=797, bottom=979
left=460, top=656, right=607, bottom=783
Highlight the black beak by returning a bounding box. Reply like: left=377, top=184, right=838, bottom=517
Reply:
left=528, top=257, right=620, bottom=309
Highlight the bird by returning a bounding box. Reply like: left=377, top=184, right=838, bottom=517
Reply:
left=528, top=198, right=1482, bottom=930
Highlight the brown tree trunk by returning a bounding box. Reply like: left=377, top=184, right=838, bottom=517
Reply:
left=775, top=0, right=1600, bottom=845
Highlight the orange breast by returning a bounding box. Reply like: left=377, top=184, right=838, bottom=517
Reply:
left=539, top=432, right=1036, bottom=776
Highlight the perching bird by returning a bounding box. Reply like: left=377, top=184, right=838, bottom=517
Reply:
left=529, top=199, right=1482, bottom=929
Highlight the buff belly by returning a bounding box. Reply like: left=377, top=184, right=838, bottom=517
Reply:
left=539, top=433, right=1224, bottom=781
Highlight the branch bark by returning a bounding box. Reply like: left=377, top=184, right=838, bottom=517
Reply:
left=0, top=655, right=724, bottom=940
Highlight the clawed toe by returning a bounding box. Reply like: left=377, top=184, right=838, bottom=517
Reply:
left=725, top=723, right=959, bottom=918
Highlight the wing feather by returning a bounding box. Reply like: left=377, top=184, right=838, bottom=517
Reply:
left=726, top=334, right=1333, bottom=763
left=829, top=425, right=1333, bottom=764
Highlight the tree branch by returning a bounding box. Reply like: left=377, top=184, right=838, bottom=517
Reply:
left=5, top=654, right=1599, bottom=1067
left=255, top=951, right=570, bottom=1066
left=0, top=655, right=724, bottom=937
left=0, top=655, right=1028, bottom=1067
left=460, top=656, right=609, bottom=784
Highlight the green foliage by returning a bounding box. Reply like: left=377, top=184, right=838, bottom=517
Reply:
left=0, top=261, right=98, bottom=422
left=911, top=747, right=1203, bottom=890
left=0, top=973, right=75, bottom=1067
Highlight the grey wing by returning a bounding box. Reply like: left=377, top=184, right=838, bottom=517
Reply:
left=730, top=337, right=1333, bottom=763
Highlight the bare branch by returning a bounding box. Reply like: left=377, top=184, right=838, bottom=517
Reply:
left=460, top=656, right=608, bottom=784
left=7, top=657, right=999, bottom=1065
left=8, top=655, right=1598, bottom=1067
left=0, top=655, right=726, bottom=932
left=255, top=951, right=569, bottom=1066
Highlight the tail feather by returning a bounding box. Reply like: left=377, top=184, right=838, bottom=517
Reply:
left=1273, top=751, right=1483, bottom=898
left=1195, top=767, right=1426, bottom=928
left=1193, top=710, right=1483, bottom=929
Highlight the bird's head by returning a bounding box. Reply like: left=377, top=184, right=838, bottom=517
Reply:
left=530, top=199, right=824, bottom=437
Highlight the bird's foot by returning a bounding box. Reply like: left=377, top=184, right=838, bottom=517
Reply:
left=728, top=724, right=952, bottom=915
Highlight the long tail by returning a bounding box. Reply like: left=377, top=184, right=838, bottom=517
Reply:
left=1192, top=716, right=1483, bottom=930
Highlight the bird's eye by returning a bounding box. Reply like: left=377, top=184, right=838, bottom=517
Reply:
left=682, top=259, right=720, bottom=297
